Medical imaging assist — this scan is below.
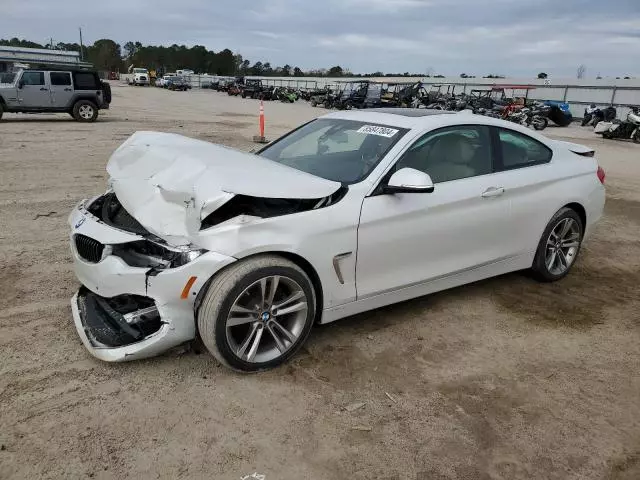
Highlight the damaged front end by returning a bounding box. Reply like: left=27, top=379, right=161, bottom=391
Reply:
left=76, top=287, right=161, bottom=348
left=200, top=187, right=348, bottom=229
left=69, top=193, right=235, bottom=362
left=82, top=192, right=206, bottom=269
left=69, top=131, right=350, bottom=361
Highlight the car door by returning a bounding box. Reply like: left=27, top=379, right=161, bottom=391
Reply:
left=17, top=71, right=51, bottom=108
left=491, top=127, right=556, bottom=256
left=356, top=124, right=513, bottom=299
left=48, top=72, right=74, bottom=108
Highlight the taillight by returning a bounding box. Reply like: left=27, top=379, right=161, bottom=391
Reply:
left=597, top=166, right=605, bottom=184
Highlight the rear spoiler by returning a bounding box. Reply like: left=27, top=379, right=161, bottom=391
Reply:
left=555, top=140, right=595, bottom=157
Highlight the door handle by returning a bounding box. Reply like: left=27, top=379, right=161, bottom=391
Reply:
left=481, top=187, right=505, bottom=198
left=40, top=87, right=48, bottom=91
left=64, top=88, right=72, bottom=92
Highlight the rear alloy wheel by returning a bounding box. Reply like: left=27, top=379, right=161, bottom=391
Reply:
left=198, top=255, right=316, bottom=371
left=532, top=208, right=583, bottom=282
left=72, top=100, right=98, bottom=122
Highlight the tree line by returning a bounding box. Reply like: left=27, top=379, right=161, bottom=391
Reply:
left=1, top=37, right=427, bottom=77
left=7, top=37, right=631, bottom=79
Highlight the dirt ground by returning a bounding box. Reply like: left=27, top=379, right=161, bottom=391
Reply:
left=1, top=85, right=639, bottom=480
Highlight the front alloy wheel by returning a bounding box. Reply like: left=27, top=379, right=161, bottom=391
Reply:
left=226, top=275, right=308, bottom=363
left=198, top=255, right=316, bottom=371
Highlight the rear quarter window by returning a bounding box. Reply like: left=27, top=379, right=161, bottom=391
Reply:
left=73, top=72, right=99, bottom=90
left=497, top=128, right=552, bottom=170
left=50, top=72, right=72, bottom=86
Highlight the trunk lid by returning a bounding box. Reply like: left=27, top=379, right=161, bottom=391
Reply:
left=554, top=139, right=595, bottom=157
left=106, top=131, right=341, bottom=240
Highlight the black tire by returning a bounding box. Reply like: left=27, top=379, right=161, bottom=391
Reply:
left=241, top=91, right=246, bottom=98
left=633, top=130, right=640, bottom=144
left=531, top=207, right=584, bottom=282
left=532, top=116, right=548, bottom=131
left=0, top=102, right=3, bottom=121
left=72, top=100, right=98, bottom=122
left=581, top=115, right=590, bottom=127
left=197, top=255, right=316, bottom=372
left=311, top=100, right=317, bottom=107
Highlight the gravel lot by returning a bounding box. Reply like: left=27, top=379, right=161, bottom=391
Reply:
left=1, top=85, right=639, bottom=480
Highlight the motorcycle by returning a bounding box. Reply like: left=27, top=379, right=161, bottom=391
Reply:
left=582, top=104, right=600, bottom=126
left=582, top=104, right=617, bottom=127
left=504, top=105, right=548, bottom=131
left=595, top=106, right=640, bottom=143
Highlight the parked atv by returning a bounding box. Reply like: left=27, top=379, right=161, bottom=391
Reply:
left=274, top=87, right=297, bottom=103
left=242, top=79, right=267, bottom=99
left=310, top=88, right=336, bottom=108
left=332, top=81, right=369, bottom=110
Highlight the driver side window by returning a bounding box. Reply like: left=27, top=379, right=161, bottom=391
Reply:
left=395, top=125, right=493, bottom=183
left=21, top=71, right=45, bottom=86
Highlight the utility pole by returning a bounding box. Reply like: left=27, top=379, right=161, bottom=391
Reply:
left=79, top=27, right=84, bottom=60
left=50, top=37, right=54, bottom=49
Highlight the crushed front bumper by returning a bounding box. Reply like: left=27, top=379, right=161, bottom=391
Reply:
left=69, top=199, right=236, bottom=362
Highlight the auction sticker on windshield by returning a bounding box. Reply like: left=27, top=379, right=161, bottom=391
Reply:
left=357, top=125, right=399, bottom=137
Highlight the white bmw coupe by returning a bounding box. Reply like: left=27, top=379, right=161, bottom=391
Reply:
left=69, top=109, right=605, bottom=370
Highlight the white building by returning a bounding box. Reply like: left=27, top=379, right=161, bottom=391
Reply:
left=0, top=45, right=92, bottom=73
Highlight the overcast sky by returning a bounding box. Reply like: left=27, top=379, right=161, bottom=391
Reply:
left=2, top=0, right=639, bottom=77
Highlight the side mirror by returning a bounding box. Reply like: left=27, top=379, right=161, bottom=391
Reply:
left=383, top=168, right=434, bottom=194
left=18, top=79, right=24, bottom=89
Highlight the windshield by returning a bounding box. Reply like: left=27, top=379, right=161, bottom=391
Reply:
left=133, top=68, right=148, bottom=73
left=258, top=119, right=408, bottom=184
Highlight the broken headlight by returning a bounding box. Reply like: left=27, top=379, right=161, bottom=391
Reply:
left=112, top=240, right=206, bottom=269
left=172, top=249, right=206, bottom=267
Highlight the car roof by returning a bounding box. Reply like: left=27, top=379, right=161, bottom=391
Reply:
left=323, top=109, right=457, bottom=129
left=321, top=109, right=556, bottom=145
left=366, top=108, right=456, bottom=117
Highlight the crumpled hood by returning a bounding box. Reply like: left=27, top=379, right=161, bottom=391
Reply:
left=106, top=131, right=341, bottom=240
